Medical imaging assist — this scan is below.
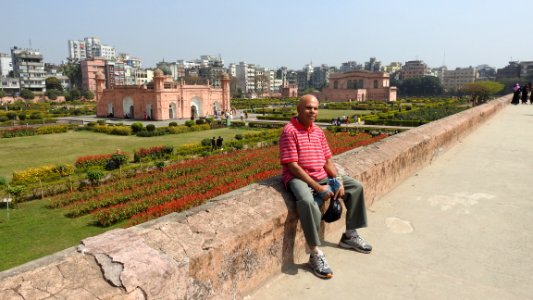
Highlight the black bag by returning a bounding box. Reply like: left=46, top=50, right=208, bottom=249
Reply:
left=322, top=196, right=342, bottom=223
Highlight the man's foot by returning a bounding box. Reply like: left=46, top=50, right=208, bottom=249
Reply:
left=308, top=253, right=333, bottom=279
left=339, top=234, right=372, bottom=254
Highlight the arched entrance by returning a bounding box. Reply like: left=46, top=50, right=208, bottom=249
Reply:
left=191, top=97, right=202, bottom=119
left=169, top=102, right=177, bottom=119
left=145, top=104, right=153, bottom=120
left=213, top=100, right=220, bottom=116
left=122, top=96, right=134, bottom=119
left=107, top=103, right=114, bottom=117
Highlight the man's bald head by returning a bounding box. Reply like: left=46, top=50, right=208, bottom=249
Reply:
left=296, top=94, right=319, bottom=127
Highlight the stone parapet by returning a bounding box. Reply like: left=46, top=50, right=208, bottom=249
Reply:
left=0, top=96, right=510, bottom=299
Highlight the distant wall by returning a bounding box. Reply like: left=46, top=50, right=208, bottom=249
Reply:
left=0, top=96, right=511, bottom=299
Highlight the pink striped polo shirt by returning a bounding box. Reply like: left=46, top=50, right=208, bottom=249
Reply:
left=279, top=117, right=332, bottom=186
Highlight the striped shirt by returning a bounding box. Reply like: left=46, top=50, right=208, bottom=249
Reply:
left=279, top=117, right=332, bottom=186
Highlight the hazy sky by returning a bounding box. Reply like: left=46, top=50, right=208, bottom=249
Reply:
left=1, top=0, right=531, bottom=70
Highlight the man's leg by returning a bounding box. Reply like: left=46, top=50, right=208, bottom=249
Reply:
left=339, top=175, right=372, bottom=253
left=287, top=178, right=323, bottom=247
left=288, top=177, right=333, bottom=279
left=341, top=176, right=368, bottom=230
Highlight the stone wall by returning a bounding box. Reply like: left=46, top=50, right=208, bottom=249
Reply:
left=0, top=96, right=510, bottom=299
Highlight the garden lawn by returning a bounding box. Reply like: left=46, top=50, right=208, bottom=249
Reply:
left=0, top=128, right=252, bottom=180
left=0, top=199, right=122, bottom=271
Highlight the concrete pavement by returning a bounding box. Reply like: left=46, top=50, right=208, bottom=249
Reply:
left=250, top=103, right=533, bottom=300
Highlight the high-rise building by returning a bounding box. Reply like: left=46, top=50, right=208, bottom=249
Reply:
left=68, top=37, right=116, bottom=61
left=400, top=60, right=431, bottom=79
left=0, top=53, right=13, bottom=77
left=11, top=47, right=46, bottom=92
left=67, top=40, right=87, bottom=61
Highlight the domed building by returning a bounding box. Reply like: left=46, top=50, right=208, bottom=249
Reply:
left=95, top=69, right=231, bottom=120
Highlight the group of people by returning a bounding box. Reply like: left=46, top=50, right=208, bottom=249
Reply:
left=211, top=136, right=224, bottom=150
left=512, top=82, right=532, bottom=105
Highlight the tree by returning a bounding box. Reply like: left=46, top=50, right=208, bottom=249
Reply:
left=45, top=77, right=63, bottom=91
left=398, top=76, right=444, bottom=96
left=59, top=59, right=81, bottom=89
left=84, top=90, right=94, bottom=100
left=65, top=88, right=81, bottom=101
left=20, top=89, right=34, bottom=100
left=45, top=89, right=61, bottom=100
left=461, top=81, right=504, bottom=105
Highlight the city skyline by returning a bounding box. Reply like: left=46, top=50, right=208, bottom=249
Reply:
left=1, top=0, right=532, bottom=70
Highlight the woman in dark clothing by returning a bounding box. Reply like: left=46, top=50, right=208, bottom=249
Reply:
left=512, top=83, right=521, bottom=105
left=521, top=84, right=529, bottom=104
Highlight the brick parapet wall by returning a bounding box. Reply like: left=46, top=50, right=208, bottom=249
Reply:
left=0, top=96, right=510, bottom=300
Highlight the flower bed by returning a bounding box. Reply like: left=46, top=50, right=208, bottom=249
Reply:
left=47, top=132, right=388, bottom=226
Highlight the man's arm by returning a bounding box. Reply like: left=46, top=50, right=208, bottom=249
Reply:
left=286, top=162, right=331, bottom=196
left=323, top=158, right=345, bottom=198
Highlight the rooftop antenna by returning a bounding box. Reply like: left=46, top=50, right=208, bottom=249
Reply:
left=442, top=50, right=446, bottom=67
left=29, top=39, right=32, bottom=48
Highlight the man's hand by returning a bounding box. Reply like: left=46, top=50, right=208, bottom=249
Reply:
left=334, top=184, right=345, bottom=199
left=316, top=184, right=334, bottom=200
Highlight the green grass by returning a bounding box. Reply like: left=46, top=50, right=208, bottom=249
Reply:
left=0, top=127, right=260, bottom=271
left=0, top=128, right=250, bottom=180
left=0, top=199, right=122, bottom=271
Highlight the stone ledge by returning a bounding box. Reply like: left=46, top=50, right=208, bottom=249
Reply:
left=0, top=96, right=510, bottom=299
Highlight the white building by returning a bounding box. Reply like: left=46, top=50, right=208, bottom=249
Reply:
left=11, top=47, right=46, bottom=92
left=235, top=61, right=255, bottom=94
left=68, top=37, right=116, bottom=61
left=441, top=67, right=478, bottom=91
left=0, top=53, right=13, bottom=77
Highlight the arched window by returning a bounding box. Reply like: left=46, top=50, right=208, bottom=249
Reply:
left=347, top=80, right=353, bottom=89
left=358, top=80, right=364, bottom=88
left=373, top=80, right=379, bottom=88
left=333, top=80, right=338, bottom=89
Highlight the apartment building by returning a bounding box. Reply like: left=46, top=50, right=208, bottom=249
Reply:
left=235, top=62, right=255, bottom=94
left=68, top=37, right=116, bottom=61
left=400, top=60, right=431, bottom=79
left=11, top=47, right=46, bottom=92
left=441, top=67, right=478, bottom=91
left=0, top=53, right=13, bottom=77
left=81, top=58, right=106, bottom=92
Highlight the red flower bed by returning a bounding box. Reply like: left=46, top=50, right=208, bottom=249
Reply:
left=48, top=131, right=388, bottom=226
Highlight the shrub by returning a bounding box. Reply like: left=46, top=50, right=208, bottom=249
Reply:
left=133, top=145, right=174, bottom=162
left=235, top=134, right=243, bottom=140
left=86, top=168, right=104, bottom=185
left=30, top=112, right=43, bottom=119
left=201, top=138, right=212, bottom=146
left=184, top=120, right=195, bottom=127
left=105, top=153, right=129, bottom=170
left=166, top=125, right=191, bottom=134
left=0, top=176, right=6, bottom=186
left=20, top=89, right=34, bottom=100
left=146, top=124, right=156, bottom=132
left=6, top=112, right=17, bottom=120
left=195, top=118, right=206, bottom=125
left=36, top=124, right=69, bottom=135
left=2, top=126, right=36, bottom=138
left=12, top=164, right=75, bottom=184
left=131, top=122, right=144, bottom=133
left=168, top=121, right=178, bottom=127
left=136, top=130, right=166, bottom=137
left=18, top=113, right=27, bottom=121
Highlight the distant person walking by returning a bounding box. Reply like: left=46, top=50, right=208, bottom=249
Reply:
left=521, top=84, right=529, bottom=104
left=216, top=136, right=223, bottom=149
left=211, top=137, right=216, bottom=150
left=512, top=83, right=521, bottom=105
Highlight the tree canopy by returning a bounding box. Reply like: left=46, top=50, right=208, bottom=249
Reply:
left=398, top=76, right=444, bottom=96
left=45, top=77, right=63, bottom=91
left=461, top=81, right=504, bottom=105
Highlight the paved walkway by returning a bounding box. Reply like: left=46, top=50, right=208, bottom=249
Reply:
left=250, top=103, right=533, bottom=300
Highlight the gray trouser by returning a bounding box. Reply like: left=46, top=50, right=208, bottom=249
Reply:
left=287, top=175, right=368, bottom=247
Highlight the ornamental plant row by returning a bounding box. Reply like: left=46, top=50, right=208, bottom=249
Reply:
left=47, top=132, right=388, bottom=226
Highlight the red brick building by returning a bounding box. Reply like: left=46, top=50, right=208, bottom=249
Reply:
left=316, top=71, right=397, bottom=102
left=95, top=69, right=231, bottom=121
